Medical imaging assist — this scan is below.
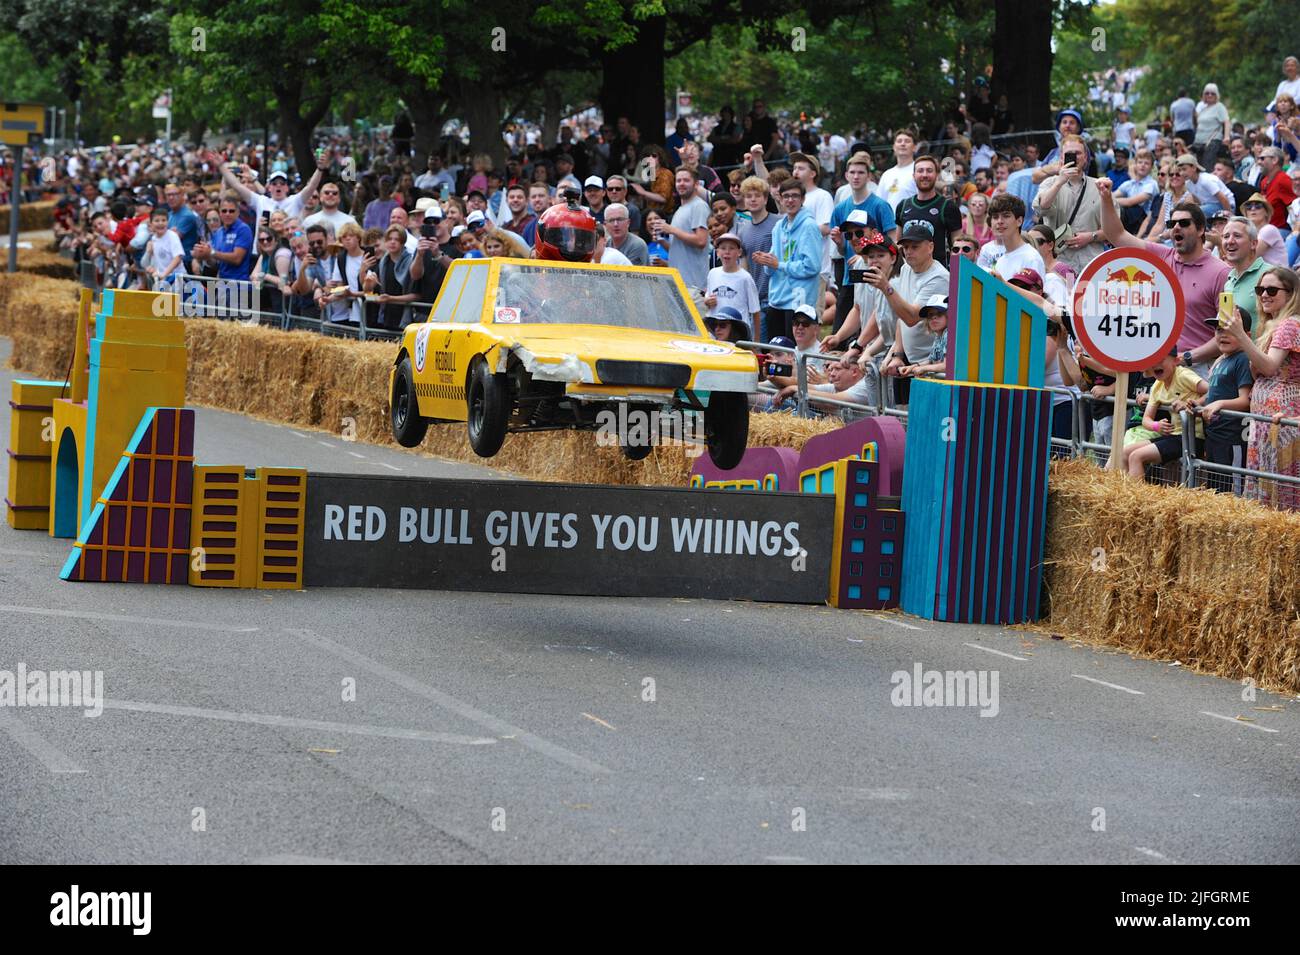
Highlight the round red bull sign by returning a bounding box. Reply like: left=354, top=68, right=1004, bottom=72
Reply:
left=1071, top=248, right=1184, bottom=372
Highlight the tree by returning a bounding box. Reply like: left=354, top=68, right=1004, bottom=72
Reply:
left=992, top=0, right=1055, bottom=143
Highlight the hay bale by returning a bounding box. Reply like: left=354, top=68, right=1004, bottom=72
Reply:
left=0, top=200, right=56, bottom=233
left=1040, top=459, right=1300, bottom=693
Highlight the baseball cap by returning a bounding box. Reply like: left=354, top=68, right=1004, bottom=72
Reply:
left=919, top=294, right=949, bottom=314
left=1206, top=306, right=1251, bottom=332
left=845, top=151, right=873, bottom=171
left=451, top=225, right=467, bottom=238
left=1113, top=145, right=1130, bottom=157
left=899, top=221, right=936, bottom=243
left=1175, top=154, right=1203, bottom=171
left=858, top=228, right=897, bottom=256
left=788, top=151, right=821, bottom=176
left=715, top=231, right=742, bottom=248
left=583, top=175, right=604, bottom=189
left=844, top=209, right=872, bottom=228
left=1009, top=268, right=1044, bottom=289
left=466, top=210, right=487, bottom=229
left=267, top=170, right=289, bottom=184
left=793, top=303, right=818, bottom=323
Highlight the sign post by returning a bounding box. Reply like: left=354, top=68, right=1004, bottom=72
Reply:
left=1071, top=247, right=1185, bottom=468
left=3, top=102, right=47, bottom=274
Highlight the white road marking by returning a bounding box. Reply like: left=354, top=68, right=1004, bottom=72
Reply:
left=378, top=462, right=403, bottom=472
left=1134, top=846, right=1167, bottom=860
left=0, top=605, right=258, bottom=633
left=285, top=628, right=609, bottom=775
left=317, top=440, right=336, bottom=449
left=348, top=451, right=366, bottom=459
left=0, top=710, right=87, bottom=774
left=290, top=431, right=308, bottom=438
left=1200, top=711, right=1279, bottom=734
left=962, top=642, right=1027, bottom=662
left=1073, top=674, right=1144, bottom=695
left=764, top=855, right=812, bottom=864
left=581, top=712, right=616, bottom=730
left=0, top=548, right=54, bottom=559
left=870, top=614, right=927, bottom=631
left=102, top=699, right=496, bottom=745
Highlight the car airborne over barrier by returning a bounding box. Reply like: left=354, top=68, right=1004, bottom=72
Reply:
left=389, top=258, right=759, bottom=468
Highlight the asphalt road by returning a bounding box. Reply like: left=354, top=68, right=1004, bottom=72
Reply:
left=1, top=336, right=1297, bottom=864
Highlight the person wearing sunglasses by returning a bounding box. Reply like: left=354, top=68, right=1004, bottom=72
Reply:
left=827, top=153, right=896, bottom=332
left=950, top=233, right=979, bottom=264
left=1222, top=266, right=1300, bottom=509
left=1097, top=176, right=1231, bottom=378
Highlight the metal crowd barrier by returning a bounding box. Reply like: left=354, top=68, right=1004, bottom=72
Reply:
left=146, top=274, right=418, bottom=342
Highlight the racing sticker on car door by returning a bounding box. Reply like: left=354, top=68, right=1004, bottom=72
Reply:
left=413, top=325, right=432, bottom=372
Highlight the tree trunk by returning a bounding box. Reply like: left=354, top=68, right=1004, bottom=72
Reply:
left=274, top=76, right=330, bottom=180
left=458, top=77, right=506, bottom=168
left=541, top=85, right=562, bottom=149
left=993, top=0, right=1053, bottom=149
left=599, top=15, right=667, bottom=144
left=408, top=88, right=450, bottom=163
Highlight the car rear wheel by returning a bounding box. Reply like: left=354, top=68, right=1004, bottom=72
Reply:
left=622, top=441, right=653, bottom=461
left=391, top=355, right=428, bottom=448
left=467, top=358, right=511, bottom=457
left=704, top=391, right=749, bottom=470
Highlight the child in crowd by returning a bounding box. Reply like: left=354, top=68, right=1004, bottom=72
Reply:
left=142, top=207, right=185, bottom=289
left=897, top=295, right=948, bottom=378
left=704, top=232, right=761, bottom=333
left=1121, top=348, right=1207, bottom=480
left=705, top=305, right=753, bottom=343
left=1193, top=308, right=1254, bottom=493
left=454, top=226, right=484, bottom=259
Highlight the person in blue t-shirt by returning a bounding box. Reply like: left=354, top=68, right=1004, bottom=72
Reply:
left=828, top=152, right=896, bottom=330
left=162, top=182, right=202, bottom=268
left=191, top=195, right=255, bottom=317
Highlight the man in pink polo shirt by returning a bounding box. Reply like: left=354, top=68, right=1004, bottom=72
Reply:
left=1095, top=177, right=1229, bottom=377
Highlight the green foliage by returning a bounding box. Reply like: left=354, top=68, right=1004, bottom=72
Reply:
left=1114, top=0, right=1300, bottom=123
left=667, top=3, right=994, bottom=135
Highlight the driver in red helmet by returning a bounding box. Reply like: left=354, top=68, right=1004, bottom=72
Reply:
left=534, top=187, right=598, bottom=262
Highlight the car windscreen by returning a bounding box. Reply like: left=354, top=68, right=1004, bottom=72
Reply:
left=493, top=263, right=699, bottom=334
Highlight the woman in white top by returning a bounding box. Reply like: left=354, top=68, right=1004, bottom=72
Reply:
left=1243, top=193, right=1288, bottom=266
left=317, top=221, right=376, bottom=324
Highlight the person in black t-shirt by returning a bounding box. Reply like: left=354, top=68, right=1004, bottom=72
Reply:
left=709, top=106, right=744, bottom=169
left=894, top=155, right=963, bottom=262
left=749, top=101, right=780, bottom=155
left=409, top=235, right=453, bottom=322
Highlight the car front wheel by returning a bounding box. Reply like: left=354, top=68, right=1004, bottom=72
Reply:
left=467, top=358, right=511, bottom=457
left=704, top=391, right=749, bottom=470
left=391, top=355, right=428, bottom=448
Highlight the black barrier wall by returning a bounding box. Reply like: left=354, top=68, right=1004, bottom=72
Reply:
left=304, top=474, right=835, bottom=603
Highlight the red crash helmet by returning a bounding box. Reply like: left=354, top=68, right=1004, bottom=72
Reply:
left=535, top=202, right=597, bottom=262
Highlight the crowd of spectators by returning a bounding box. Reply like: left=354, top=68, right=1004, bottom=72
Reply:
left=9, top=59, right=1300, bottom=507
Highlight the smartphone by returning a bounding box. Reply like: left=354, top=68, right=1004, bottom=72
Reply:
left=1063, top=157, right=1077, bottom=168
left=420, top=219, right=438, bottom=239
left=440, top=183, right=450, bottom=201
left=1217, top=291, right=1234, bottom=327
left=849, top=268, right=873, bottom=284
